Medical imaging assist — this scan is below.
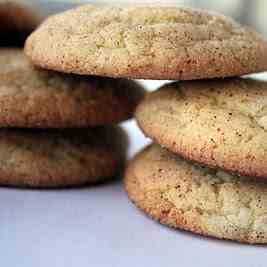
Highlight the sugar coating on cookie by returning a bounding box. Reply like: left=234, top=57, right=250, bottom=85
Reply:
left=0, top=2, right=41, bottom=46
left=125, top=144, right=267, bottom=244
left=136, top=78, right=267, bottom=178
left=25, top=5, right=267, bottom=80
left=0, top=49, right=144, bottom=128
left=0, top=126, right=128, bottom=188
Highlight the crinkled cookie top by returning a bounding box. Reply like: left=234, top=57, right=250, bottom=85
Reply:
left=136, top=78, right=267, bottom=178
left=25, top=5, right=267, bottom=79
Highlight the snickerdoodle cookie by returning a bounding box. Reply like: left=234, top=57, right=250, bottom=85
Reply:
left=125, top=144, right=267, bottom=244
left=25, top=5, right=267, bottom=79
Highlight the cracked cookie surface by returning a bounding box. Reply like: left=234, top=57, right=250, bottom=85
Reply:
left=0, top=2, right=41, bottom=46
left=25, top=5, right=267, bottom=80
left=125, top=144, right=267, bottom=244
left=136, top=78, right=267, bottom=178
left=0, top=126, right=128, bottom=188
left=0, top=49, right=144, bottom=128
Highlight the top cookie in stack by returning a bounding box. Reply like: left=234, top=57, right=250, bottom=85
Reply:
left=25, top=5, right=267, bottom=80
left=0, top=3, right=145, bottom=188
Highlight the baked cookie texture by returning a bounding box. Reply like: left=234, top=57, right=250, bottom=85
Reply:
left=125, top=144, right=267, bottom=244
left=0, top=49, right=145, bottom=128
left=25, top=5, right=267, bottom=80
left=136, top=78, right=267, bottom=179
left=0, top=1, right=41, bottom=46
left=0, top=126, right=128, bottom=188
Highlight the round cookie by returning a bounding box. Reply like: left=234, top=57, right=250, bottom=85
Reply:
left=0, top=49, right=144, bottom=128
left=0, top=126, right=127, bottom=188
left=0, top=2, right=41, bottom=46
left=25, top=5, right=267, bottom=80
left=125, top=144, right=267, bottom=244
left=136, top=78, right=267, bottom=179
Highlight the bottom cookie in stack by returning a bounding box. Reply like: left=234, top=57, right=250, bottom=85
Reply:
left=125, top=144, right=267, bottom=244
left=0, top=126, right=127, bottom=188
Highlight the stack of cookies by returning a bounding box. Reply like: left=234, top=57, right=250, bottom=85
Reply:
left=117, top=7, right=267, bottom=244
left=9, top=4, right=267, bottom=243
left=0, top=3, right=144, bottom=188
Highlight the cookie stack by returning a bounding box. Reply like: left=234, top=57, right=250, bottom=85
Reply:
left=118, top=7, right=267, bottom=244
left=0, top=4, right=144, bottom=188
left=21, top=4, right=267, bottom=243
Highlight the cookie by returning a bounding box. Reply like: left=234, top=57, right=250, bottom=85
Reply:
left=136, top=78, right=267, bottom=179
left=125, top=144, right=267, bottom=244
left=0, top=2, right=41, bottom=46
left=25, top=5, right=267, bottom=80
left=0, top=49, right=144, bottom=128
left=0, top=126, right=127, bottom=188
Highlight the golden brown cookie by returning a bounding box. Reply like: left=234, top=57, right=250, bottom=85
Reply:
left=136, top=78, right=267, bottom=179
left=25, top=5, right=267, bottom=80
left=0, top=1, right=41, bottom=46
left=0, top=49, right=144, bottom=128
left=125, top=144, right=267, bottom=244
left=0, top=126, right=127, bottom=188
